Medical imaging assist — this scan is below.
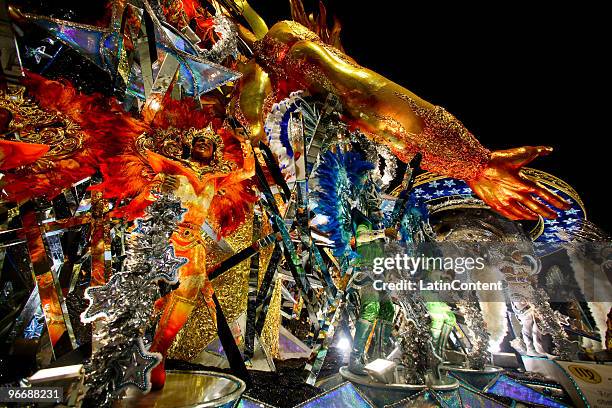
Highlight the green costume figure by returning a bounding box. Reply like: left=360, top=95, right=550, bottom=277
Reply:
left=349, top=209, right=396, bottom=375
left=426, top=301, right=456, bottom=354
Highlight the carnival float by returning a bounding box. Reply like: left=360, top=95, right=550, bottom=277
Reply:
left=0, top=1, right=610, bottom=407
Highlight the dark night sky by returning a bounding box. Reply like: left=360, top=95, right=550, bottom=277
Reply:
left=252, top=0, right=609, bottom=231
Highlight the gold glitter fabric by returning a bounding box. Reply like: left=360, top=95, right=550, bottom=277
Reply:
left=167, top=210, right=254, bottom=361
left=253, top=21, right=336, bottom=93
left=0, top=85, right=84, bottom=173
left=400, top=97, right=491, bottom=181
left=166, top=292, right=216, bottom=361
left=260, top=278, right=282, bottom=359
left=135, top=125, right=235, bottom=178
left=258, top=244, right=274, bottom=286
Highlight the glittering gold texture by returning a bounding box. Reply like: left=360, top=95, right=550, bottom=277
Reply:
left=231, top=61, right=272, bottom=144
left=399, top=97, right=491, bottom=180
left=331, top=265, right=350, bottom=292
left=260, top=278, right=282, bottom=359
left=253, top=21, right=490, bottom=182
left=167, top=210, right=254, bottom=361
left=252, top=208, right=274, bottom=286
left=253, top=21, right=568, bottom=221
left=0, top=85, right=84, bottom=173
left=258, top=236, right=274, bottom=288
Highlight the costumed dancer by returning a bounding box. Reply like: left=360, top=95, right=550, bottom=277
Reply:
left=0, top=74, right=257, bottom=388
left=136, top=127, right=256, bottom=389
left=499, top=250, right=548, bottom=356
left=348, top=205, right=398, bottom=375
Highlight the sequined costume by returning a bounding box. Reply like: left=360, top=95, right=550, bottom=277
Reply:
left=353, top=212, right=395, bottom=324
left=499, top=253, right=548, bottom=356
left=144, top=142, right=255, bottom=388
left=348, top=206, right=396, bottom=375
left=0, top=76, right=257, bottom=388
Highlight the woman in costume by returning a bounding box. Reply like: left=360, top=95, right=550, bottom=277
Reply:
left=0, top=75, right=256, bottom=388
left=132, top=126, right=255, bottom=388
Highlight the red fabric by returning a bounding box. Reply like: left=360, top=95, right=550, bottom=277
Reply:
left=150, top=359, right=166, bottom=390
left=0, top=140, right=49, bottom=170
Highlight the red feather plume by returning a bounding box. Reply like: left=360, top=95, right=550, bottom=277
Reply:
left=2, top=73, right=146, bottom=202
left=4, top=73, right=256, bottom=238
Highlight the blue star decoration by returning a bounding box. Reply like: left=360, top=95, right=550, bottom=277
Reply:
left=408, top=169, right=586, bottom=251
left=20, top=2, right=240, bottom=99
left=414, top=176, right=473, bottom=206
left=114, top=338, right=161, bottom=393
left=147, top=245, right=188, bottom=284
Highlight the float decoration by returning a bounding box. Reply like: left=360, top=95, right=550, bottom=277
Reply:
left=0, top=1, right=610, bottom=407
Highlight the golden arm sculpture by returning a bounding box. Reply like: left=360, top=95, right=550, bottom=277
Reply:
left=230, top=4, right=569, bottom=221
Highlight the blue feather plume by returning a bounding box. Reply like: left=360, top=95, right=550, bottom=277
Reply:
left=314, top=150, right=374, bottom=259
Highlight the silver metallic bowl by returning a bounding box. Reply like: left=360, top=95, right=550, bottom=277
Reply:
left=439, top=364, right=504, bottom=374
left=339, top=366, right=427, bottom=391
left=118, top=370, right=246, bottom=408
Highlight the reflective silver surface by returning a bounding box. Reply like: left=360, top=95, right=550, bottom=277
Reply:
left=439, top=364, right=504, bottom=374
left=117, top=370, right=245, bottom=408
left=425, top=374, right=460, bottom=391
left=339, top=366, right=427, bottom=391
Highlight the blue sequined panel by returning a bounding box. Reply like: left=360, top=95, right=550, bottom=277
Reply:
left=486, top=375, right=568, bottom=408
left=433, top=389, right=463, bottom=408
left=279, top=331, right=307, bottom=353
left=235, top=396, right=274, bottom=408
left=387, top=390, right=438, bottom=407
left=32, top=19, right=117, bottom=74
left=458, top=386, right=506, bottom=408
left=176, top=57, right=239, bottom=97
left=451, top=371, right=499, bottom=391
left=31, top=17, right=240, bottom=100
left=297, top=382, right=373, bottom=408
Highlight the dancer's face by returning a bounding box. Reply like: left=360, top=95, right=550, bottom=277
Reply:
left=191, top=137, right=214, bottom=163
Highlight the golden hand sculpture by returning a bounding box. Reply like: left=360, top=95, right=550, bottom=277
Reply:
left=467, top=146, right=570, bottom=220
